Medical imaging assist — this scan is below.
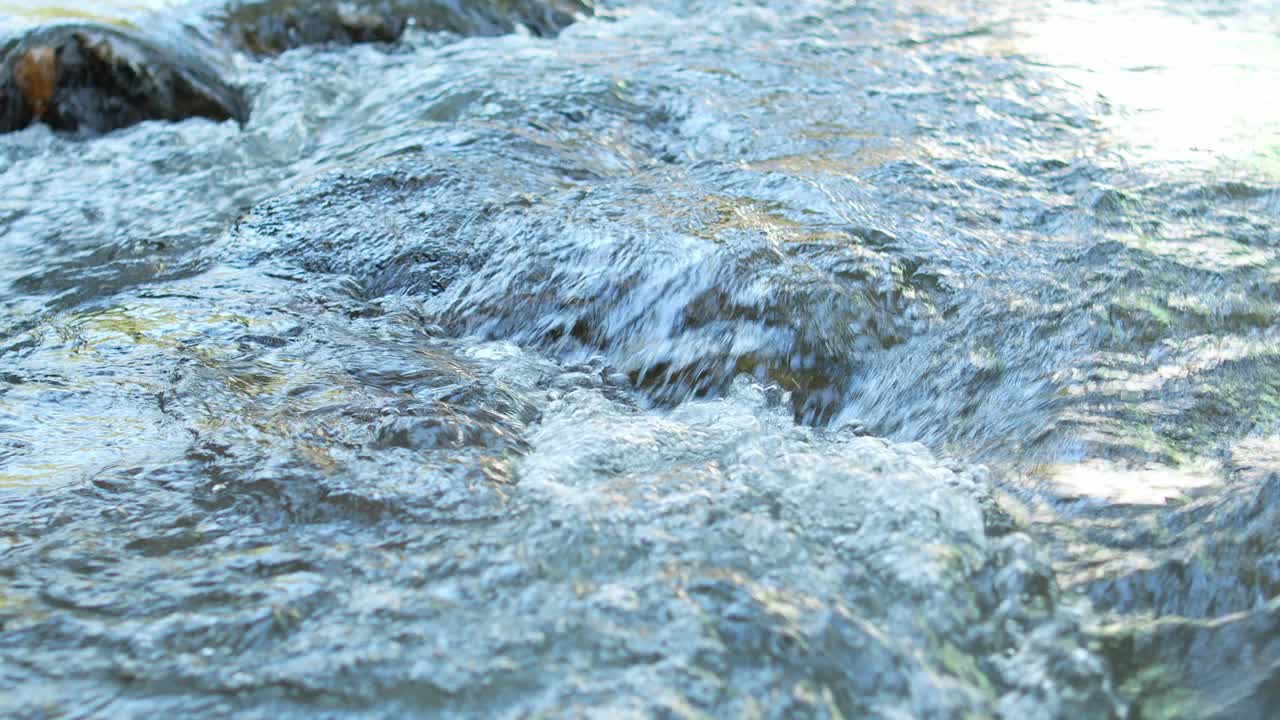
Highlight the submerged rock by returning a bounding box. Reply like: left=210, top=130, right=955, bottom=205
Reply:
left=219, top=0, right=593, bottom=55
left=0, top=25, right=247, bottom=135
left=0, top=324, right=1128, bottom=718
left=229, top=151, right=930, bottom=425
left=1079, top=457, right=1280, bottom=719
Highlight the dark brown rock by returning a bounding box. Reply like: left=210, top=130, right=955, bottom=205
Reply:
left=1, top=26, right=248, bottom=136
left=12, top=45, right=56, bottom=120
left=219, top=0, right=593, bottom=56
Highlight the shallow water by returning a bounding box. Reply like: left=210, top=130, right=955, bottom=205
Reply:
left=1, top=0, right=1278, bottom=717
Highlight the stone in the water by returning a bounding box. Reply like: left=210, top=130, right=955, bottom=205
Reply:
left=223, top=2, right=404, bottom=55
left=0, top=26, right=248, bottom=135
left=12, top=45, right=56, bottom=120
left=220, top=0, right=593, bottom=55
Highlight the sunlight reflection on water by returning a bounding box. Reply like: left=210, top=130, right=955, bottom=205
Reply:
left=0, top=0, right=177, bottom=31
left=1008, top=0, right=1280, bottom=176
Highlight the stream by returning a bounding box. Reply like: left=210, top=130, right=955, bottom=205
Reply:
left=1, top=0, right=1278, bottom=717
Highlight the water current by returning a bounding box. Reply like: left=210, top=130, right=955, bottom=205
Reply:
left=1, top=0, right=1278, bottom=717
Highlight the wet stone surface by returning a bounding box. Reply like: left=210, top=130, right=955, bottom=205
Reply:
left=0, top=0, right=590, bottom=135
left=218, top=0, right=592, bottom=55
left=0, top=0, right=1278, bottom=717
left=0, top=26, right=247, bottom=134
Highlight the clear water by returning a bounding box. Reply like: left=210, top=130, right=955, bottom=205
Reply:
left=1, top=0, right=1278, bottom=717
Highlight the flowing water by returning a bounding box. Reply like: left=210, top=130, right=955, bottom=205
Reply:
left=1, top=0, right=1278, bottom=717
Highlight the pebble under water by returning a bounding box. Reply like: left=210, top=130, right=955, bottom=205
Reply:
left=1, top=0, right=1278, bottom=717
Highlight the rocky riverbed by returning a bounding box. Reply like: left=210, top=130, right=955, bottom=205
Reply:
left=1, top=0, right=1277, bottom=717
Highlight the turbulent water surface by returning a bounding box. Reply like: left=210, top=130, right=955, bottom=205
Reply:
left=1, top=0, right=1278, bottom=717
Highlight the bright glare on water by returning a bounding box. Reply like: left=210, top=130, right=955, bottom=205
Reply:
left=1011, top=0, right=1280, bottom=176
left=0, top=0, right=178, bottom=30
